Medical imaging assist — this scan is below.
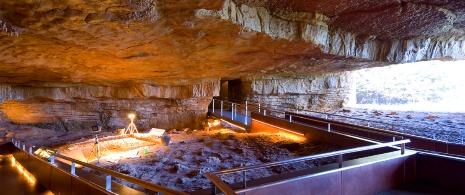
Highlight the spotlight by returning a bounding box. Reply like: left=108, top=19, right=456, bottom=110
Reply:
left=125, top=113, right=138, bottom=134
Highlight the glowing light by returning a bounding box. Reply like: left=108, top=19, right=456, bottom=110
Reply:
left=11, top=157, right=36, bottom=184
left=220, top=119, right=246, bottom=130
left=212, top=120, right=221, bottom=126
left=125, top=113, right=138, bottom=134
left=252, top=119, right=305, bottom=136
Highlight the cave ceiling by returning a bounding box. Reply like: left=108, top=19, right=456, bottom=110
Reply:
left=0, top=0, right=464, bottom=86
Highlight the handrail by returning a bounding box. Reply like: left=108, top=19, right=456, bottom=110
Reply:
left=211, top=98, right=453, bottom=142
left=213, top=139, right=409, bottom=175
left=207, top=139, right=410, bottom=195
left=212, top=98, right=409, bottom=129
left=211, top=98, right=403, bottom=139
left=53, top=153, right=189, bottom=195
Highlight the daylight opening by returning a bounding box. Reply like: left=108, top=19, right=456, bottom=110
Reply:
left=349, top=60, right=465, bottom=113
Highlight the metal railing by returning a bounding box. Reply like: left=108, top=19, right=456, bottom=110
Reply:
left=206, top=139, right=410, bottom=195
left=11, top=139, right=188, bottom=195
left=210, top=98, right=464, bottom=144
left=210, top=98, right=404, bottom=140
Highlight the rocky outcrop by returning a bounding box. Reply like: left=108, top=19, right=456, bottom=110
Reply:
left=0, top=0, right=464, bottom=86
left=237, top=73, right=352, bottom=112
left=0, top=80, right=219, bottom=131
left=199, top=0, right=465, bottom=64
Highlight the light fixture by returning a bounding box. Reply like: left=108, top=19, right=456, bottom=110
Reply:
left=125, top=113, right=138, bottom=134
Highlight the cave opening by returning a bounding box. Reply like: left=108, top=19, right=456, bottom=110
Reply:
left=349, top=60, right=465, bottom=113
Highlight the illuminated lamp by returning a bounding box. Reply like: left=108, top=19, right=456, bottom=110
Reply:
left=125, top=113, right=138, bottom=134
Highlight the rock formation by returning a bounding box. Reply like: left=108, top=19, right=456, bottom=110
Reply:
left=0, top=0, right=464, bottom=130
left=235, top=73, right=352, bottom=112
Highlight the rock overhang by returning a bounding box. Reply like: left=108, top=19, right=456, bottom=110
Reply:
left=0, top=0, right=464, bottom=86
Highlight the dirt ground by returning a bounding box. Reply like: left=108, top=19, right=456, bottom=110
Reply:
left=48, top=128, right=344, bottom=193
left=3, top=108, right=463, bottom=193
left=326, top=107, right=465, bottom=143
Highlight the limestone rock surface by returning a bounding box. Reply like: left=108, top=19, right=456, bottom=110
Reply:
left=0, top=0, right=464, bottom=85
left=1, top=0, right=465, bottom=129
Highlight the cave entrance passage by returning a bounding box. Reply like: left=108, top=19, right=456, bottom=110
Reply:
left=349, top=60, right=465, bottom=112
left=218, top=79, right=242, bottom=100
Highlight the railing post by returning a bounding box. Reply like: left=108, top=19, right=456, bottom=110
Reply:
left=328, top=123, right=331, bottom=132
left=212, top=99, right=215, bottom=113
left=71, top=162, right=76, bottom=175
left=338, top=154, right=343, bottom=168
left=211, top=183, right=217, bottom=195
left=221, top=101, right=223, bottom=116
left=245, top=101, right=248, bottom=125
left=231, top=103, right=234, bottom=120
left=106, top=175, right=112, bottom=191
left=393, top=137, right=395, bottom=142
left=401, top=143, right=405, bottom=155
left=22, top=144, right=25, bottom=150
left=243, top=170, right=247, bottom=189
left=264, top=110, right=266, bottom=116
left=29, top=146, right=32, bottom=154
left=50, top=155, right=55, bottom=164
left=289, top=115, right=292, bottom=122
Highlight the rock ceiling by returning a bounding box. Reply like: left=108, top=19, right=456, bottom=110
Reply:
left=0, top=0, right=464, bottom=86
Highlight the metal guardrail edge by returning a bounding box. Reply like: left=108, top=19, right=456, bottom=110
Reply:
left=53, top=153, right=189, bottom=195
left=205, top=173, right=237, bottom=195
left=210, top=139, right=410, bottom=175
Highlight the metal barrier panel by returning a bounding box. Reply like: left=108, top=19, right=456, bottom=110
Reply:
left=447, top=143, right=464, bottom=156
left=416, top=153, right=465, bottom=194
left=238, top=171, right=342, bottom=195
left=251, top=113, right=372, bottom=147
left=50, top=167, right=73, bottom=195
left=237, top=153, right=415, bottom=195
left=342, top=155, right=416, bottom=195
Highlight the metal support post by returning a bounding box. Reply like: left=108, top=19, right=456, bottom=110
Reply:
left=220, top=101, right=223, bottom=116
left=289, top=115, right=292, bottom=122
left=50, top=155, right=55, bottom=164
left=393, top=137, right=396, bottom=142
left=401, top=143, right=405, bottom=155
left=245, top=101, right=248, bottom=125
left=212, top=99, right=215, bottom=113
left=328, top=123, right=331, bottom=132
left=338, top=154, right=343, bottom=168
left=22, top=144, right=25, bottom=150
left=106, top=175, right=112, bottom=191
left=71, top=162, right=76, bottom=175
left=243, top=170, right=247, bottom=189
left=231, top=103, right=234, bottom=120
left=29, top=147, right=32, bottom=154
left=264, top=110, right=266, bottom=116
left=211, top=183, right=217, bottom=195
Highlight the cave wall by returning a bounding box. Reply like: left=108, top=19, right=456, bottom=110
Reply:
left=0, top=80, right=219, bottom=131
left=237, top=73, right=352, bottom=112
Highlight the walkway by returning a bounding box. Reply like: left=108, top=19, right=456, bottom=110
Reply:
left=0, top=154, right=53, bottom=195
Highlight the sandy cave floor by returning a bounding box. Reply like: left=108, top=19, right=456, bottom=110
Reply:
left=324, top=107, right=465, bottom=143
left=1, top=108, right=464, bottom=193
left=52, top=129, right=348, bottom=193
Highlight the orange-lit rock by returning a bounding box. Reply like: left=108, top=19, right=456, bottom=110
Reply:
left=0, top=0, right=465, bottom=129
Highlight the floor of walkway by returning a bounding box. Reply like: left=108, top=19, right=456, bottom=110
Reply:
left=0, top=154, right=53, bottom=195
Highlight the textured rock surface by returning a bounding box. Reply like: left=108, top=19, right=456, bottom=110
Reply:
left=0, top=80, right=219, bottom=131
left=1, top=0, right=465, bottom=128
left=237, top=73, right=352, bottom=112
left=0, top=0, right=464, bottom=85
